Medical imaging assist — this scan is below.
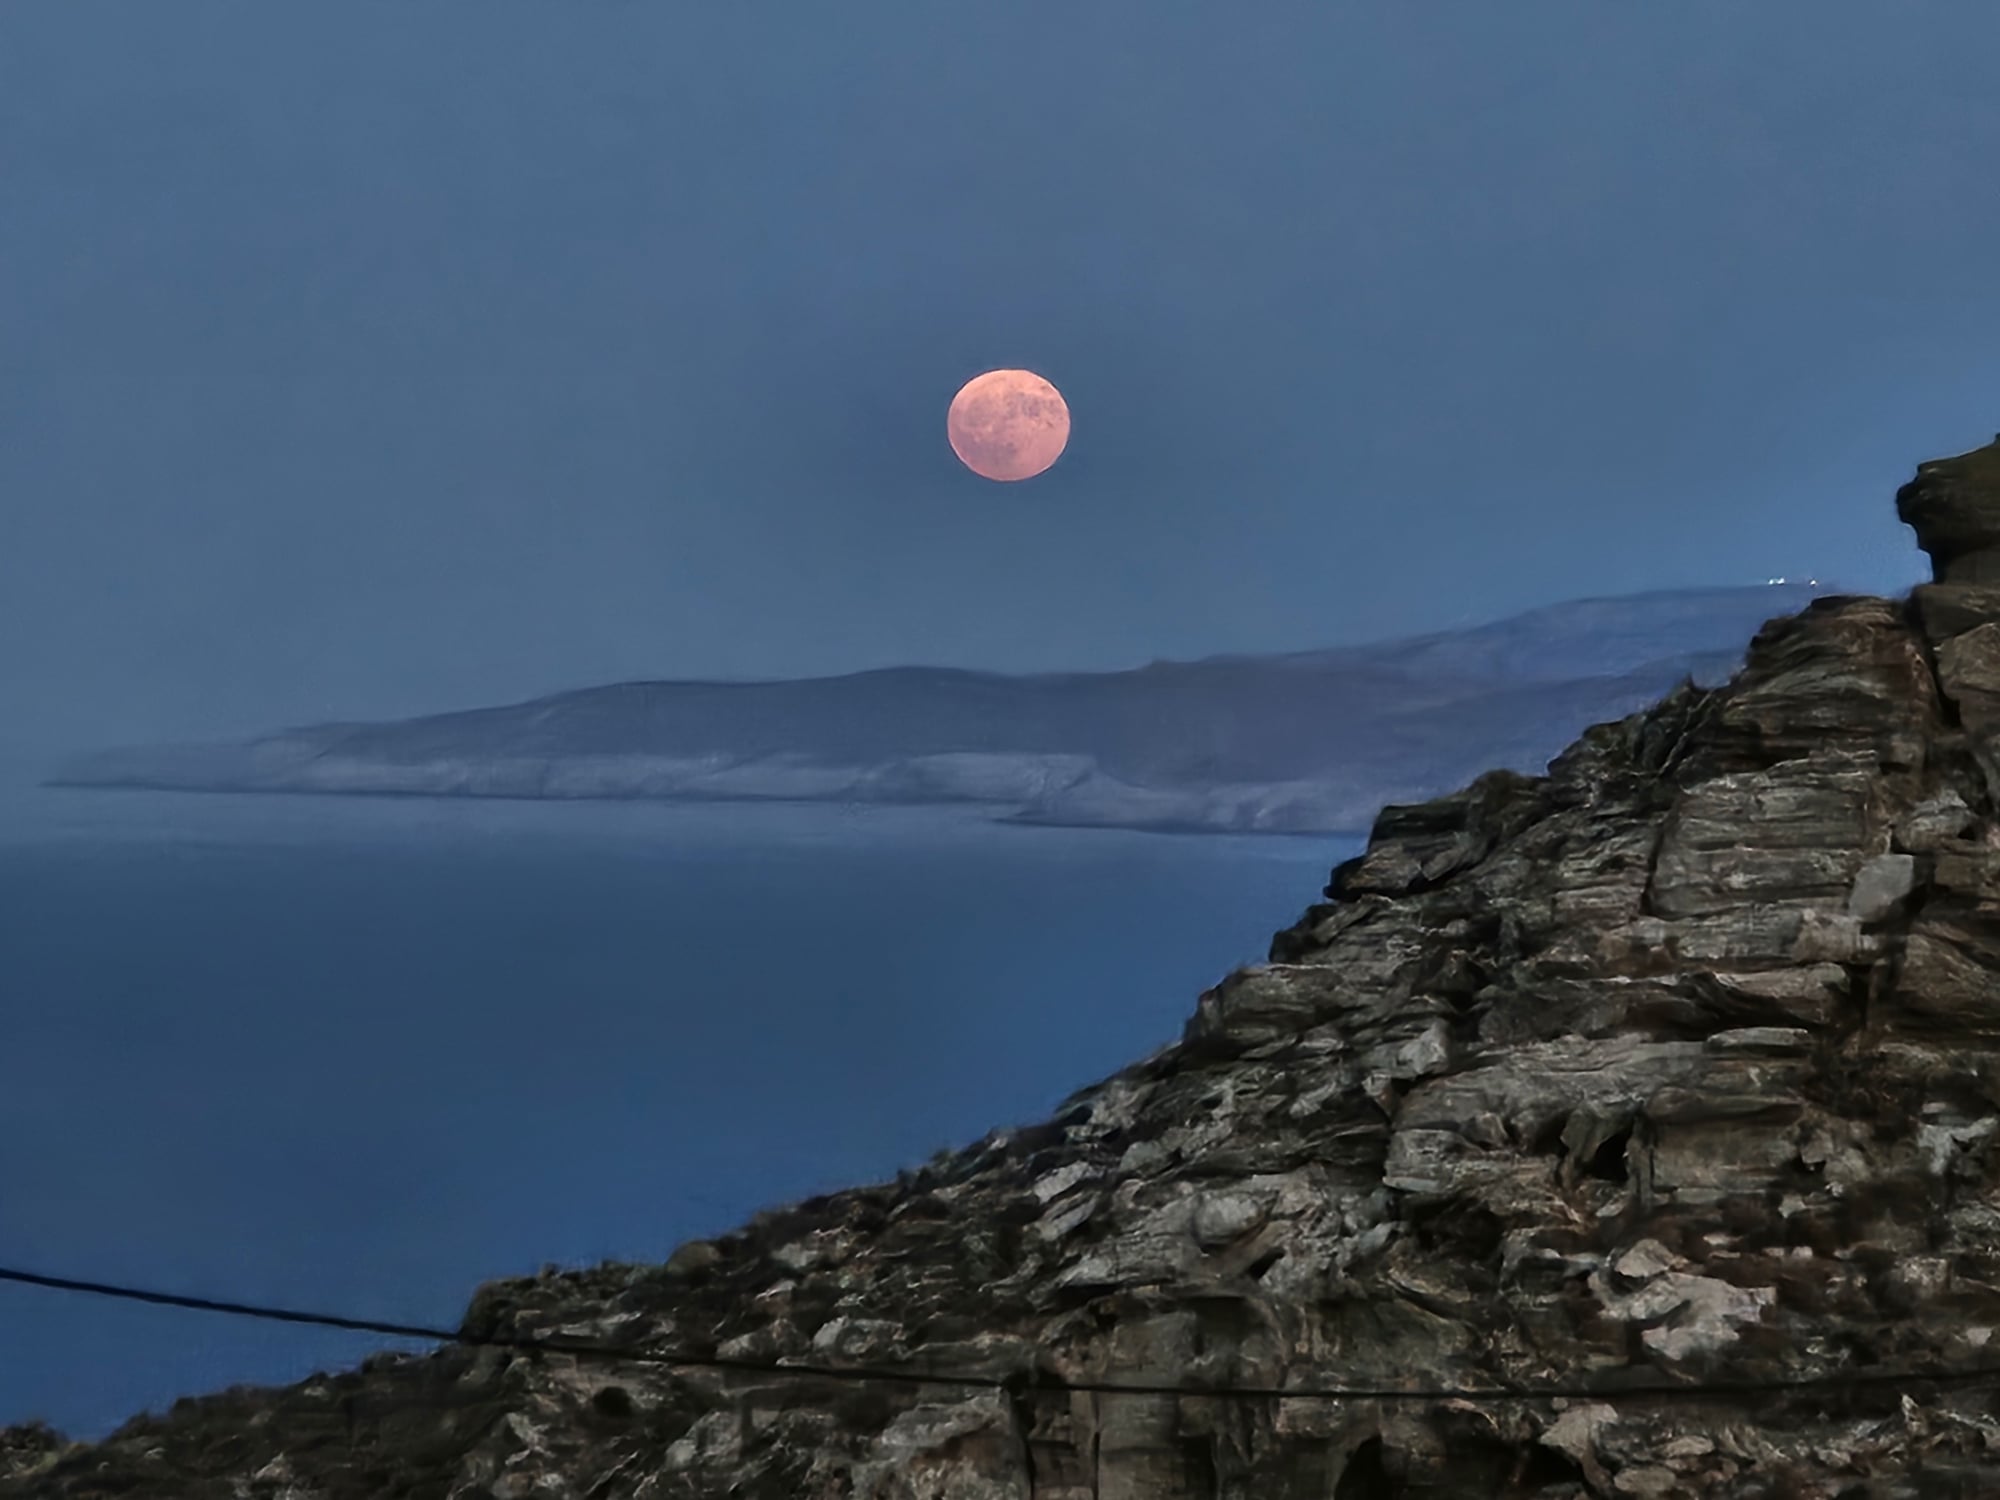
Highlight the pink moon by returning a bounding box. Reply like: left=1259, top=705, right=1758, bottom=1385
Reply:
left=946, top=369, right=1070, bottom=482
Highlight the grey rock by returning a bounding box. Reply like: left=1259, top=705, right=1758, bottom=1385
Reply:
left=1848, top=852, right=1918, bottom=922
left=1911, top=581, right=2000, bottom=643
left=1895, top=788, right=1977, bottom=850
left=664, top=1240, right=722, bottom=1277
left=1898, top=431, right=2000, bottom=584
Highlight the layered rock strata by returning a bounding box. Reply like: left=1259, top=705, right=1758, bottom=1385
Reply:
left=9, top=443, right=2000, bottom=1497
left=1901, top=433, right=2000, bottom=586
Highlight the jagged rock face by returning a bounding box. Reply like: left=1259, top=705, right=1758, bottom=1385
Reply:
left=1898, top=433, right=2000, bottom=586
left=12, top=514, right=2000, bottom=1495
left=1904, top=427, right=2000, bottom=865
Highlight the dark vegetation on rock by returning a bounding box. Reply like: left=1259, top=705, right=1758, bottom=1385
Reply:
left=9, top=436, right=2000, bottom=1496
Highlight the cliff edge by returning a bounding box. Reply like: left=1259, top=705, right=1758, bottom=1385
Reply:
left=9, top=437, right=2000, bottom=1498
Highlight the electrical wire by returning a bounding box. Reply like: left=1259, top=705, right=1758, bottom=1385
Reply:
left=7, top=1263, right=1998, bottom=1405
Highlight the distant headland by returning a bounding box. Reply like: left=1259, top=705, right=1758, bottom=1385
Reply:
left=51, top=585, right=1833, bottom=835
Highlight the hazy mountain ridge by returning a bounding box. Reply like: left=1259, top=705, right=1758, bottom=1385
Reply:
left=53, top=585, right=1824, bottom=834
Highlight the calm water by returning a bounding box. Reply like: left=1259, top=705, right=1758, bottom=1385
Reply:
left=0, top=754, right=1351, bottom=1439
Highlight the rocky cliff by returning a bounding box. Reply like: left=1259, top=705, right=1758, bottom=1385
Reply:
left=8, top=441, right=2000, bottom=1497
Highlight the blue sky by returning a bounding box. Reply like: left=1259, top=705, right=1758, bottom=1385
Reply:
left=3, top=1, right=1995, bottom=746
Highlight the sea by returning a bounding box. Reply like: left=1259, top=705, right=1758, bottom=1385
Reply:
left=0, top=749, right=1356, bottom=1440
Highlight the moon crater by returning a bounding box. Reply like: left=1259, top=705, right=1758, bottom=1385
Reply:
left=947, top=369, right=1070, bottom=482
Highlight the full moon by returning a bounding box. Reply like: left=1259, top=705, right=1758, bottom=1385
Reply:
left=947, top=369, right=1070, bottom=482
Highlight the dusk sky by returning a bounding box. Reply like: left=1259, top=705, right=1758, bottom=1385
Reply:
left=5, top=2, right=1998, bottom=749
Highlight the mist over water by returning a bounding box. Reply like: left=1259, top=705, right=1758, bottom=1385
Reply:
left=0, top=760, right=1351, bottom=1439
